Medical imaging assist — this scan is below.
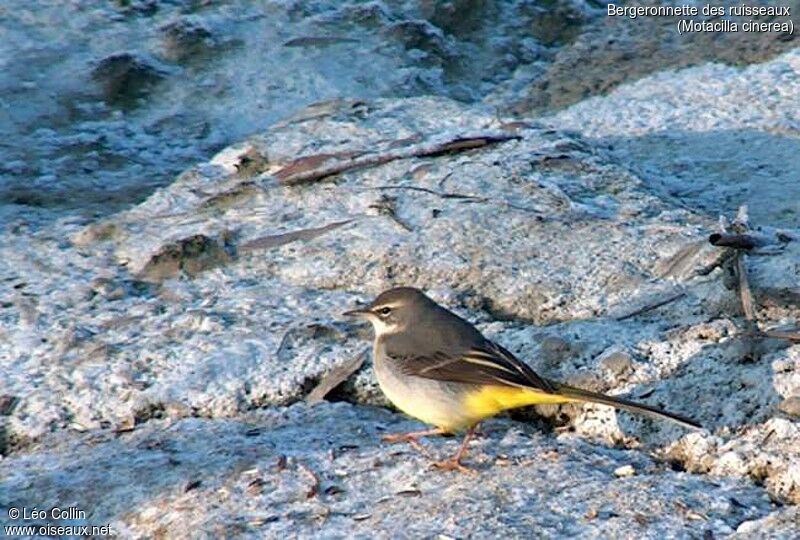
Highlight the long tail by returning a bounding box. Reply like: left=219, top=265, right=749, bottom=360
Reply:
left=548, top=380, right=702, bottom=430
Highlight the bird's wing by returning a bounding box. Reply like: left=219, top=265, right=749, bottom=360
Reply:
left=391, top=340, right=556, bottom=394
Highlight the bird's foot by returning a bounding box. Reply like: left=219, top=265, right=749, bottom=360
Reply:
left=381, top=429, right=443, bottom=456
left=381, top=432, right=419, bottom=444
left=381, top=429, right=444, bottom=456
left=431, top=458, right=477, bottom=475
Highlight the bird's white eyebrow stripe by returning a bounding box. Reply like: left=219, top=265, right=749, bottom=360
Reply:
left=371, top=302, right=404, bottom=311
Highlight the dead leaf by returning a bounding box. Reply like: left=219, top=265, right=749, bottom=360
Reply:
left=306, top=350, right=367, bottom=403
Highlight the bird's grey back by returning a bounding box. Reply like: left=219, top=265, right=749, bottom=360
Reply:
left=380, top=288, right=485, bottom=356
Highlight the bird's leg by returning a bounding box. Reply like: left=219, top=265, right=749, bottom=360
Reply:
left=432, top=425, right=478, bottom=474
left=381, top=428, right=445, bottom=456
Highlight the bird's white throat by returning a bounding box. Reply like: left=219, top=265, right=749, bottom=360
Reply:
left=368, top=318, right=404, bottom=338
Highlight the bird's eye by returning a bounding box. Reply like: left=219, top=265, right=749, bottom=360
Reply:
left=378, top=307, right=392, bottom=316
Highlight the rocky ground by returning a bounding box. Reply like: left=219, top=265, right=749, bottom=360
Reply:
left=1, top=1, right=799, bottom=538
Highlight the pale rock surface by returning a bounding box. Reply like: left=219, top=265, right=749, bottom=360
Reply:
left=2, top=50, right=799, bottom=539
left=0, top=404, right=787, bottom=538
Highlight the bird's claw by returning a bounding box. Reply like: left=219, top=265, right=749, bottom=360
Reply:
left=381, top=433, right=431, bottom=456
left=381, top=433, right=415, bottom=444
left=431, top=458, right=477, bottom=475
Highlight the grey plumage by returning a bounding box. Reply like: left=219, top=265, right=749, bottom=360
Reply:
left=347, top=286, right=701, bottom=433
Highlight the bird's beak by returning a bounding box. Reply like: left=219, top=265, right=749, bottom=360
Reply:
left=343, top=308, right=371, bottom=318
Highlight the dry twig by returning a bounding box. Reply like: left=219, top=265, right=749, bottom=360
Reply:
left=708, top=205, right=789, bottom=359
left=615, top=291, right=687, bottom=321
left=754, top=329, right=800, bottom=343
left=274, top=132, right=520, bottom=185
left=730, top=206, right=758, bottom=359
left=735, top=253, right=756, bottom=322
left=708, top=233, right=758, bottom=250
left=298, top=462, right=321, bottom=499
left=239, top=220, right=352, bottom=253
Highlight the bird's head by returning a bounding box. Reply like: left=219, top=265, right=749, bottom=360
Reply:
left=344, top=287, right=430, bottom=337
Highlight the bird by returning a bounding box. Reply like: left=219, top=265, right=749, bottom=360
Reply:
left=345, top=286, right=701, bottom=472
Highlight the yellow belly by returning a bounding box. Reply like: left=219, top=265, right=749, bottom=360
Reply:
left=373, top=345, right=577, bottom=433
left=379, top=368, right=575, bottom=432
left=463, top=386, right=577, bottom=420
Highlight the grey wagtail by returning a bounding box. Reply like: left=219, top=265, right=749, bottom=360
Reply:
left=345, top=287, right=700, bottom=472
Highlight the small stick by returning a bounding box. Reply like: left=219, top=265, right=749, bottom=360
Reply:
left=755, top=330, right=800, bottom=343
left=736, top=252, right=758, bottom=362
left=732, top=205, right=749, bottom=232
left=368, top=196, right=413, bottom=232
left=274, top=132, right=520, bottom=185
left=239, top=220, right=352, bottom=253
left=275, top=329, right=293, bottom=360
left=708, top=231, right=787, bottom=254
left=616, top=291, right=687, bottom=321
left=298, top=462, right=321, bottom=499
left=726, top=205, right=759, bottom=361
left=735, top=253, right=756, bottom=321
left=708, top=233, right=758, bottom=250
left=728, top=205, right=756, bottom=322
left=694, top=248, right=736, bottom=277
left=658, top=240, right=704, bottom=279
